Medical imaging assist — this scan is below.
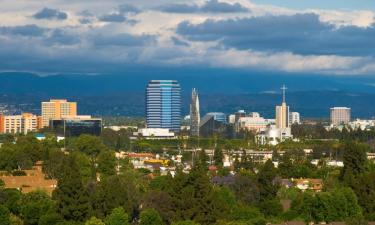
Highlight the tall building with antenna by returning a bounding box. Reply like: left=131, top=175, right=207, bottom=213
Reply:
left=190, top=88, right=200, bottom=136
left=275, top=85, right=290, bottom=129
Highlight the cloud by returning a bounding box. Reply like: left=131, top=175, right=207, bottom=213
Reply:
left=0, top=24, right=47, bottom=37
left=171, top=36, right=190, bottom=46
left=99, top=13, right=127, bottom=22
left=33, top=8, right=68, bottom=20
left=44, top=29, right=81, bottom=46
left=93, top=33, right=156, bottom=47
left=177, top=13, right=375, bottom=57
left=98, top=4, right=140, bottom=24
left=118, top=4, right=141, bottom=14
left=159, top=0, right=249, bottom=13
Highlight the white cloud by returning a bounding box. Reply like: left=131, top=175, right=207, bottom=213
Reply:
left=0, top=0, right=374, bottom=75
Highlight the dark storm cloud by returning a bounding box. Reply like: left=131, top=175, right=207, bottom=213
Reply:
left=0, top=24, right=47, bottom=37
left=33, top=8, right=68, bottom=20
left=177, top=13, right=375, bottom=56
left=159, top=0, right=249, bottom=13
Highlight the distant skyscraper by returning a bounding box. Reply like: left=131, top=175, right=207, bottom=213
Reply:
left=41, top=99, right=77, bottom=127
left=275, top=85, right=290, bottom=129
left=146, top=80, right=181, bottom=132
left=330, top=107, right=351, bottom=126
left=190, top=88, right=200, bottom=136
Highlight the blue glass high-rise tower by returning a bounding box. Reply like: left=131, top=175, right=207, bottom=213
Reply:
left=146, top=80, right=181, bottom=132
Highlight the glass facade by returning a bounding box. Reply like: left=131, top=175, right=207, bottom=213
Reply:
left=50, top=119, right=102, bottom=137
left=146, top=80, right=181, bottom=132
left=206, top=112, right=227, bottom=124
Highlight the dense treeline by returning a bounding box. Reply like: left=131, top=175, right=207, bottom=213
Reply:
left=0, top=130, right=375, bottom=224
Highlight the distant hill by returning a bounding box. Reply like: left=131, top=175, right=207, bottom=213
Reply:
left=1, top=71, right=375, bottom=118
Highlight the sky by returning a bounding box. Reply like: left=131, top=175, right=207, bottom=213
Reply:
left=0, top=0, right=374, bottom=76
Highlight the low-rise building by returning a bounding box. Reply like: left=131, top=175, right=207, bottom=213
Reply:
left=348, top=119, right=375, bottom=130
left=289, top=112, right=301, bottom=125
left=0, top=113, right=42, bottom=134
left=133, top=128, right=175, bottom=139
left=256, top=125, right=293, bottom=145
left=294, top=178, right=323, bottom=192
left=50, top=115, right=102, bottom=137
left=236, top=114, right=272, bottom=132
left=0, top=161, right=57, bottom=196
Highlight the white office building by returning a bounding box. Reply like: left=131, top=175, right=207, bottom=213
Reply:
left=330, top=107, right=351, bottom=126
left=289, top=112, right=301, bottom=125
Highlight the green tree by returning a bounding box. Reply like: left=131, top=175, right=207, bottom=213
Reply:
left=0, top=189, right=22, bottom=215
left=172, top=221, right=200, bottom=225
left=229, top=174, right=260, bottom=205
left=53, top=156, right=90, bottom=222
left=143, top=191, right=175, bottom=224
left=20, top=191, right=55, bottom=225
left=71, top=152, right=92, bottom=183
left=139, top=209, right=164, bottom=225
left=97, top=151, right=117, bottom=180
left=340, top=142, right=368, bottom=185
left=38, top=213, right=64, bottom=225
left=9, top=214, right=23, bottom=225
left=353, top=172, right=375, bottom=218
left=85, top=217, right=105, bottom=225
left=0, top=204, right=10, bottom=225
left=257, top=160, right=278, bottom=200
left=213, top=148, right=223, bottom=167
left=74, top=135, right=106, bottom=179
left=89, top=175, right=140, bottom=219
left=104, top=207, right=129, bottom=225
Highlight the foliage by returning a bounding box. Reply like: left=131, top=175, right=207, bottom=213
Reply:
left=0, top=204, right=10, bottom=225
left=53, top=156, right=90, bottom=222
left=97, top=151, right=117, bottom=180
left=139, top=208, right=164, bottom=225
left=20, top=191, right=55, bottom=225
left=85, top=217, right=105, bottom=225
left=104, top=207, right=129, bottom=225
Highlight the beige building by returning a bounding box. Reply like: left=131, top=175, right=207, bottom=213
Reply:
left=41, top=99, right=77, bottom=127
left=0, top=113, right=41, bottom=134
left=236, top=113, right=271, bottom=132
left=330, top=107, right=351, bottom=126
left=276, top=85, right=290, bottom=129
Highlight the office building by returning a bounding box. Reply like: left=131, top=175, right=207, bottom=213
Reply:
left=133, top=128, right=175, bottom=139
left=330, top=107, right=351, bottom=126
left=256, top=125, right=293, bottom=146
left=227, top=114, right=236, bottom=124
left=275, top=85, right=289, bottom=129
left=289, top=112, right=301, bottom=125
left=41, top=99, right=77, bottom=127
left=0, top=115, right=4, bottom=133
left=236, top=113, right=272, bottom=132
left=190, top=88, right=200, bottom=136
left=50, top=115, right=102, bottom=137
left=146, top=80, right=181, bottom=132
left=200, top=113, right=228, bottom=137
left=234, top=110, right=246, bottom=123
left=207, top=112, right=227, bottom=123
left=0, top=113, right=41, bottom=134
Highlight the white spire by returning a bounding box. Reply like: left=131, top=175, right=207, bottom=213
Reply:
left=281, top=84, right=287, bottom=103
